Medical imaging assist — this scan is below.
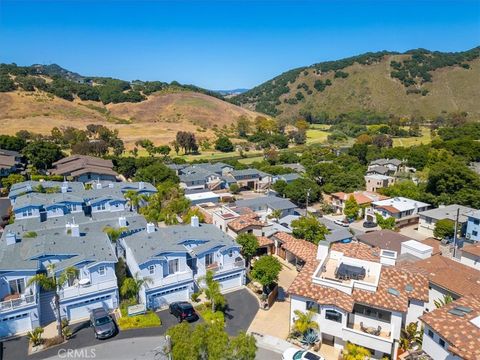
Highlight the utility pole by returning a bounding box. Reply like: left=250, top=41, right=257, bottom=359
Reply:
left=305, top=188, right=311, bottom=216
left=452, top=207, right=460, bottom=259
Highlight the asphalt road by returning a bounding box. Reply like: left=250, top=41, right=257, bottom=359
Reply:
left=1, top=288, right=259, bottom=360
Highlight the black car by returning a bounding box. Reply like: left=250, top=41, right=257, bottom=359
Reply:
left=90, top=308, right=117, bottom=339
left=169, top=301, right=199, bottom=322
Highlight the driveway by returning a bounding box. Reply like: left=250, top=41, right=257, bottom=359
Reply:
left=1, top=288, right=258, bottom=359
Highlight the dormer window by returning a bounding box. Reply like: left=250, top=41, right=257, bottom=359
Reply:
left=168, top=259, right=179, bottom=274
left=228, top=250, right=233, bottom=257
left=98, top=266, right=106, bottom=276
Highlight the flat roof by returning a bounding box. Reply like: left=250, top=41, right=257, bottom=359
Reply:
left=185, top=191, right=220, bottom=201
left=402, top=239, right=433, bottom=253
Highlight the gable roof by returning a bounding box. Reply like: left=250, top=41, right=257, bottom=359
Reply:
left=235, top=196, right=297, bottom=211
left=418, top=204, right=477, bottom=223
left=356, top=230, right=412, bottom=253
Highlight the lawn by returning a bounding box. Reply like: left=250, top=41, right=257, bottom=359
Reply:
left=393, top=126, right=432, bottom=147
left=117, top=302, right=161, bottom=330
left=306, top=128, right=330, bottom=144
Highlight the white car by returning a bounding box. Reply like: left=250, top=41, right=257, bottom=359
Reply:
left=282, top=348, right=325, bottom=360
left=334, top=219, right=350, bottom=227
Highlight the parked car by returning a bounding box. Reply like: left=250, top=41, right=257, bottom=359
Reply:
left=169, top=301, right=199, bottom=322
left=90, top=308, right=116, bottom=339
left=334, top=219, right=349, bottom=227
left=363, top=220, right=377, bottom=228
left=282, top=348, right=324, bottom=360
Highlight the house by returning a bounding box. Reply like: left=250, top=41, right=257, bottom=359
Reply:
left=8, top=181, right=86, bottom=204
left=329, top=191, right=389, bottom=216
left=0, top=150, right=19, bottom=177
left=459, top=242, right=480, bottom=270
left=465, top=210, right=480, bottom=242
left=235, top=196, right=297, bottom=220
left=401, top=254, right=480, bottom=312
left=356, top=230, right=414, bottom=262
left=367, top=197, right=430, bottom=227
left=121, top=218, right=245, bottom=310
left=185, top=190, right=220, bottom=205
left=367, top=159, right=403, bottom=176
left=418, top=204, right=476, bottom=238
left=419, top=295, right=480, bottom=360
left=50, top=155, right=118, bottom=182
left=364, top=174, right=395, bottom=193
left=275, top=173, right=301, bottom=184
left=288, top=239, right=429, bottom=359
left=230, top=169, right=272, bottom=191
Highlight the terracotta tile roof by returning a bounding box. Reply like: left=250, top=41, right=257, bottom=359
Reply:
left=193, top=206, right=213, bottom=224
left=377, top=205, right=400, bottom=214
left=274, top=232, right=317, bottom=263
left=462, top=242, right=480, bottom=257
left=420, top=238, right=441, bottom=256
left=331, top=241, right=381, bottom=262
left=288, top=259, right=355, bottom=312
left=420, top=295, right=480, bottom=360
left=353, top=267, right=429, bottom=312
left=402, top=254, right=480, bottom=297
left=331, top=191, right=389, bottom=205
left=228, top=214, right=264, bottom=232
left=256, top=236, right=274, bottom=247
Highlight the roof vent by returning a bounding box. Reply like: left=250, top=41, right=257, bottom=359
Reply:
left=387, top=288, right=400, bottom=296
left=70, top=223, right=80, bottom=237
left=5, top=232, right=16, bottom=246
left=146, top=223, right=155, bottom=234
left=405, top=284, right=414, bottom=292
left=191, top=216, right=199, bottom=228
left=118, top=216, right=127, bottom=227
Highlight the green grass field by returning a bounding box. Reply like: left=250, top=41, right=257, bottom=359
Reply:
left=393, top=127, right=432, bottom=147
left=306, top=128, right=330, bottom=144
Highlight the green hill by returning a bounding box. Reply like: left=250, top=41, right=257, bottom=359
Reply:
left=231, top=47, right=480, bottom=121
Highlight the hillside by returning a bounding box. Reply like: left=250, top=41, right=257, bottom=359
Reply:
left=231, top=47, right=480, bottom=120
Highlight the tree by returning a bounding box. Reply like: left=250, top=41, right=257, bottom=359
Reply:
left=215, top=136, right=234, bottom=152
left=292, top=309, right=319, bottom=335
left=135, top=139, right=155, bottom=156
left=198, top=270, right=226, bottom=312
left=140, top=182, right=190, bottom=224
left=23, top=141, right=64, bottom=170
left=176, top=131, right=198, bottom=154
left=124, top=190, right=148, bottom=211
left=372, top=134, right=393, bottom=148
left=134, top=163, right=178, bottom=184
left=236, top=233, right=259, bottom=268
left=375, top=213, right=396, bottom=230
left=103, top=226, right=127, bottom=243
left=182, top=207, right=205, bottom=224
left=1, top=173, right=25, bottom=190
left=434, top=294, right=454, bottom=308
left=283, top=178, right=321, bottom=207
left=268, top=209, right=282, bottom=222
left=120, top=272, right=152, bottom=303
left=400, top=322, right=423, bottom=351
left=272, top=179, right=288, bottom=196
left=344, top=195, right=360, bottom=220
left=228, top=331, right=257, bottom=360
left=236, top=116, right=251, bottom=138
left=27, top=265, right=79, bottom=337
left=342, top=342, right=371, bottom=360
left=0, top=135, right=26, bottom=151
left=250, top=256, right=282, bottom=291
left=291, top=215, right=330, bottom=245
left=229, top=183, right=240, bottom=194
left=433, top=218, right=455, bottom=239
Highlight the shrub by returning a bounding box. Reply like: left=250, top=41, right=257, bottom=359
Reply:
left=44, top=335, right=64, bottom=348
left=27, top=327, right=44, bottom=346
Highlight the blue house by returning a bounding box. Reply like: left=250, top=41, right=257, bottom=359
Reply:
left=466, top=210, right=480, bottom=242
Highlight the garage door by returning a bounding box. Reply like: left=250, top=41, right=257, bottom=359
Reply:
left=149, top=285, right=190, bottom=309
left=67, top=295, right=114, bottom=321
left=216, top=272, right=242, bottom=291
left=0, top=313, right=32, bottom=338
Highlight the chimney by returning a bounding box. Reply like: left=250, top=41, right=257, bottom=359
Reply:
left=191, top=216, right=199, bottom=228
left=146, top=222, right=155, bottom=234
left=138, top=182, right=145, bottom=190
left=118, top=216, right=127, bottom=227
left=71, top=223, right=80, bottom=237
left=61, top=185, right=68, bottom=193
left=5, top=232, right=16, bottom=246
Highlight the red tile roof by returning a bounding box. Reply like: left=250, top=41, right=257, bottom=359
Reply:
left=256, top=236, right=274, bottom=247
left=228, top=214, right=264, bottom=232
left=331, top=241, right=381, bottom=262
left=462, top=242, right=480, bottom=257
left=331, top=191, right=389, bottom=205
left=274, top=232, right=317, bottom=263
left=420, top=295, right=480, bottom=360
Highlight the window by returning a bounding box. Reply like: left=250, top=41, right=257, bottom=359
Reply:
left=473, top=231, right=478, bottom=237
left=98, top=266, right=106, bottom=276
left=9, top=278, right=25, bottom=295
left=325, top=309, right=342, bottom=323
left=474, top=219, right=480, bottom=225
left=148, top=265, right=155, bottom=275
left=168, top=259, right=179, bottom=274
left=228, top=250, right=233, bottom=258
left=306, top=301, right=320, bottom=313
left=438, top=338, right=446, bottom=347
left=427, top=329, right=434, bottom=338
left=353, top=304, right=391, bottom=322
left=205, top=253, right=214, bottom=267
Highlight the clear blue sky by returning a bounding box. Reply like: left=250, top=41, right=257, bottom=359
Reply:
left=1, top=0, right=479, bottom=89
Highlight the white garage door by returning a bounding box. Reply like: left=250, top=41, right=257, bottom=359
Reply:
left=216, top=272, right=242, bottom=291
left=0, top=313, right=32, bottom=338
left=149, top=285, right=190, bottom=309
left=67, top=294, right=114, bottom=321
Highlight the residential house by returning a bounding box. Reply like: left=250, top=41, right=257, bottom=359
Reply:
left=185, top=191, right=220, bottom=205
left=329, top=191, right=389, bottom=216
left=50, top=155, right=118, bottom=182
left=121, top=219, right=246, bottom=310
left=420, top=295, right=480, bottom=360
left=459, top=242, right=480, bottom=270
left=275, top=173, right=301, bottom=184
left=8, top=181, right=85, bottom=204
left=0, top=149, right=21, bottom=178
left=235, top=196, right=297, bottom=220
left=367, top=197, right=430, bottom=227
left=230, top=169, right=272, bottom=191
left=364, top=174, right=395, bottom=193
left=289, top=239, right=429, bottom=359
left=418, top=204, right=476, bottom=238
left=465, top=210, right=480, bottom=242
left=367, top=159, right=403, bottom=176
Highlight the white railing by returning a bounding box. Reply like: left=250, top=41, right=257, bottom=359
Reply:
left=196, top=259, right=245, bottom=276
left=342, top=324, right=393, bottom=354
left=59, top=279, right=118, bottom=300
left=0, top=294, right=36, bottom=312
left=146, top=270, right=193, bottom=289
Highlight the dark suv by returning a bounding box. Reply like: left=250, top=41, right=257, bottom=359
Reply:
left=169, top=301, right=198, bottom=322
left=90, top=308, right=116, bottom=339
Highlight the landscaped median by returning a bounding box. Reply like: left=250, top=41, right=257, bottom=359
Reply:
left=115, top=300, right=162, bottom=330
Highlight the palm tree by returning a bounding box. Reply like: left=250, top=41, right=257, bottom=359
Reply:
left=268, top=209, right=282, bottom=222
left=120, top=272, right=153, bottom=303
left=292, top=309, right=319, bottom=335
left=400, top=322, right=423, bottom=351
left=342, top=342, right=371, bottom=360
left=434, top=294, right=454, bottom=308
left=125, top=190, right=148, bottom=211
left=27, top=264, right=79, bottom=337
left=198, top=270, right=225, bottom=312
left=103, top=226, right=127, bottom=243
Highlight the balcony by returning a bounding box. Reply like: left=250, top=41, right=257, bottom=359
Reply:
left=146, top=270, right=194, bottom=289
left=59, top=279, right=118, bottom=300
left=343, top=323, right=393, bottom=354
left=0, top=294, right=36, bottom=313
left=196, top=259, right=245, bottom=276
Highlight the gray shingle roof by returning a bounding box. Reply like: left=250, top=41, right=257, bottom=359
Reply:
left=418, top=204, right=477, bottom=223
left=370, top=158, right=402, bottom=167
left=235, top=196, right=297, bottom=211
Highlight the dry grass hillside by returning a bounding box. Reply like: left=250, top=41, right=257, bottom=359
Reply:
left=0, top=90, right=260, bottom=149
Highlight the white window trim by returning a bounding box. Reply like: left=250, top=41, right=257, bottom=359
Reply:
left=9, top=277, right=26, bottom=295
left=98, top=265, right=106, bottom=276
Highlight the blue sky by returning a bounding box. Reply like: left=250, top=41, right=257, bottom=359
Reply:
left=1, top=1, right=479, bottom=89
